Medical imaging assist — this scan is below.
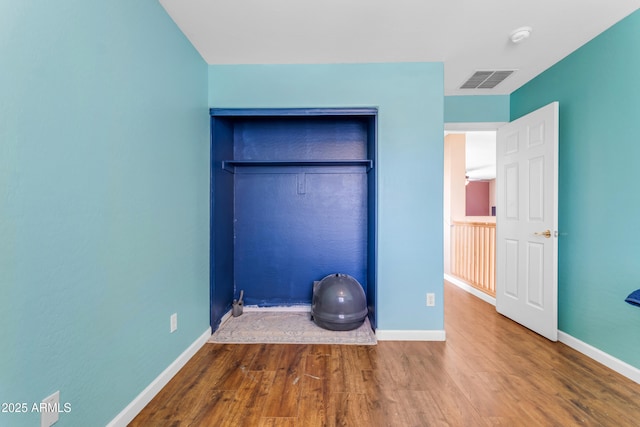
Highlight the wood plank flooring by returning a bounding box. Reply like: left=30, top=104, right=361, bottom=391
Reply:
left=130, top=282, right=640, bottom=426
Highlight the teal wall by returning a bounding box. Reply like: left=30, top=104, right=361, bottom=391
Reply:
left=209, top=63, right=445, bottom=330
left=511, top=10, right=640, bottom=369
left=0, top=2, right=209, bottom=426
left=444, top=95, right=510, bottom=123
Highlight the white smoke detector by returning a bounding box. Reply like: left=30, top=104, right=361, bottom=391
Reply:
left=510, top=26, right=532, bottom=43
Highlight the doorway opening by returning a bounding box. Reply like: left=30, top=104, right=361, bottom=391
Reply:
left=443, top=124, right=503, bottom=305
left=444, top=103, right=559, bottom=341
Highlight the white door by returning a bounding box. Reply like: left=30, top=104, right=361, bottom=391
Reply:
left=496, top=102, right=559, bottom=341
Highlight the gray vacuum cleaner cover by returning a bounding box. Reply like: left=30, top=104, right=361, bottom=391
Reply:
left=311, top=273, right=368, bottom=331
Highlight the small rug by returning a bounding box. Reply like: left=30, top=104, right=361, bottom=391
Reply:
left=209, top=311, right=377, bottom=345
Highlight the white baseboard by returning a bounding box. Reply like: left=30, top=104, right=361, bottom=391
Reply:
left=243, top=304, right=311, bottom=312
left=444, top=273, right=496, bottom=306
left=236, top=306, right=449, bottom=341
left=558, top=331, right=640, bottom=385
left=107, top=327, right=212, bottom=427
left=376, top=329, right=446, bottom=341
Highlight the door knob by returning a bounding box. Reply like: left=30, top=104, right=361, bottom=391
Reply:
left=534, top=230, right=552, bottom=238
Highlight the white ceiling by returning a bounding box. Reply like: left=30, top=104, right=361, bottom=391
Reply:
left=464, top=131, right=497, bottom=181
left=159, top=1, right=639, bottom=95
left=445, top=131, right=497, bottom=181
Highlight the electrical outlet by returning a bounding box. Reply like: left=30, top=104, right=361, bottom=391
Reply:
left=41, top=391, right=59, bottom=427
left=170, top=313, right=178, bottom=333
left=426, top=293, right=435, bottom=307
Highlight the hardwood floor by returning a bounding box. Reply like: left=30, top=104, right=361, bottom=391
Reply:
left=130, top=282, right=640, bottom=426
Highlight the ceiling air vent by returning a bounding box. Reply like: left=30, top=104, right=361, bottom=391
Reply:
left=460, top=70, right=516, bottom=89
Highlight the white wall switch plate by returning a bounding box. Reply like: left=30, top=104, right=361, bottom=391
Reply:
left=170, top=313, right=178, bottom=333
left=41, top=391, right=60, bottom=427
left=426, top=293, right=435, bottom=307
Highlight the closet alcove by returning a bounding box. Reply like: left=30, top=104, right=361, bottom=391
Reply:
left=209, top=108, right=377, bottom=330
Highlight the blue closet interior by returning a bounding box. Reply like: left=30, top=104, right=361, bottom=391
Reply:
left=210, top=108, right=377, bottom=330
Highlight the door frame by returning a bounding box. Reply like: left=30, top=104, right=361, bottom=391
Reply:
left=443, top=122, right=506, bottom=306
left=444, top=103, right=559, bottom=343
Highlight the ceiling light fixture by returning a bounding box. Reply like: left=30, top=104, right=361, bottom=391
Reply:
left=510, top=26, right=532, bottom=44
